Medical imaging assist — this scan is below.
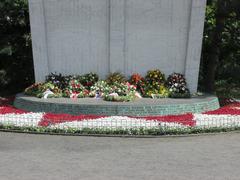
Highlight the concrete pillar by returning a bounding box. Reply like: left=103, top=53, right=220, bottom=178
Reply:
left=185, top=0, right=207, bottom=92
left=28, top=0, right=49, bottom=82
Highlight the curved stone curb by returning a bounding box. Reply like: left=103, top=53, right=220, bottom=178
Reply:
left=1, top=128, right=240, bottom=139
left=14, top=93, right=220, bottom=116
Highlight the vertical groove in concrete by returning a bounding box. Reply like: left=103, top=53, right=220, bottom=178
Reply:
left=42, top=0, right=50, bottom=74
left=109, top=0, right=126, bottom=73
left=107, top=0, right=111, bottom=74
left=123, top=0, right=127, bottom=75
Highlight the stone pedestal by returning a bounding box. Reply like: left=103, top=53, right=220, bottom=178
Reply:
left=29, top=0, right=206, bottom=92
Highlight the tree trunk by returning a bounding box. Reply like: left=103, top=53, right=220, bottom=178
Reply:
left=205, top=0, right=227, bottom=93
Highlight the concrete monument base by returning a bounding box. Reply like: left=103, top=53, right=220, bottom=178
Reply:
left=29, top=0, right=207, bottom=92
left=14, top=94, right=219, bottom=116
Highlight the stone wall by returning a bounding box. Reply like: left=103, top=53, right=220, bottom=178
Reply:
left=29, top=0, right=206, bottom=92
left=14, top=94, right=220, bottom=116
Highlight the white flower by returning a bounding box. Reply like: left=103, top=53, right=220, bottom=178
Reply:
left=109, top=93, right=119, bottom=97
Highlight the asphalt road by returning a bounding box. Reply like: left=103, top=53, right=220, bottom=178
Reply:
left=0, top=132, right=240, bottom=180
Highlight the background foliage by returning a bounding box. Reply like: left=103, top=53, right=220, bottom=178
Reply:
left=0, top=0, right=239, bottom=97
left=0, top=0, right=34, bottom=96
left=200, top=0, right=240, bottom=98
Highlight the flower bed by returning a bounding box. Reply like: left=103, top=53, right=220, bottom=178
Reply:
left=24, top=70, right=193, bottom=102
left=0, top=102, right=240, bottom=135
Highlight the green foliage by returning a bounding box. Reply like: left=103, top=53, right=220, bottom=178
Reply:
left=63, top=79, right=89, bottom=98
left=0, top=0, right=34, bottom=94
left=1, top=124, right=240, bottom=136
left=144, top=69, right=168, bottom=97
left=145, top=69, right=165, bottom=86
left=103, top=94, right=135, bottom=102
left=144, top=84, right=169, bottom=98
left=110, top=82, right=136, bottom=97
left=89, top=80, right=112, bottom=97
left=46, top=73, right=73, bottom=90
left=200, top=0, right=240, bottom=94
left=78, top=72, right=99, bottom=89
left=24, top=82, right=62, bottom=98
left=24, top=83, right=44, bottom=97
left=106, top=72, right=127, bottom=85
left=45, top=72, right=99, bottom=91
left=90, top=81, right=137, bottom=101
left=215, top=80, right=240, bottom=99
left=103, top=82, right=136, bottom=102
left=40, top=82, right=62, bottom=97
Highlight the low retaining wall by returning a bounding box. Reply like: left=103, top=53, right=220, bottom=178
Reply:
left=14, top=94, right=220, bottom=116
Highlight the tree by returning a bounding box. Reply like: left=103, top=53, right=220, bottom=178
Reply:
left=0, top=0, right=34, bottom=95
left=201, top=0, right=240, bottom=93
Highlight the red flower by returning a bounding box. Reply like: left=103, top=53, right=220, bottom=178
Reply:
left=205, top=102, right=240, bottom=115
left=86, top=82, right=93, bottom=87
left=39, top=113, right=106, bottom=127
left=84, top=89, right=90, bottom=95
left=130, top=73, right=143, bottom=84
